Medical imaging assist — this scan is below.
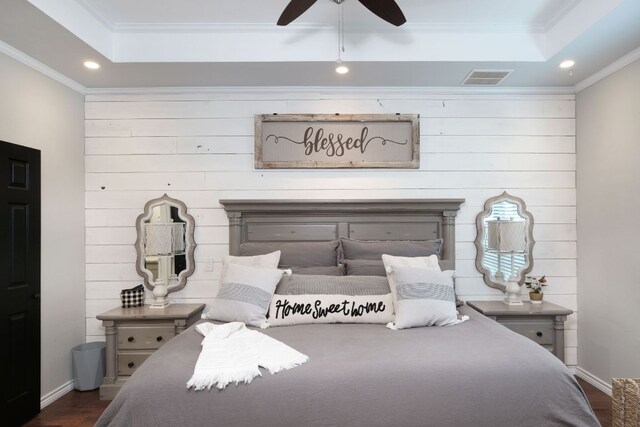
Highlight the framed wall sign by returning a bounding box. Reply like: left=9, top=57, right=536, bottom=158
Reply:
left=255, top=114, right=420, bottom=169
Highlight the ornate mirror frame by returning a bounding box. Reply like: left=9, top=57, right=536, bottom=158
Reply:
left=474, top=191, right=535, bottom=292
left=134, top=194, right=196, bottom=293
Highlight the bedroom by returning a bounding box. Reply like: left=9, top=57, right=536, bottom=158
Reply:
left=0, top=0, right=639, bottom=426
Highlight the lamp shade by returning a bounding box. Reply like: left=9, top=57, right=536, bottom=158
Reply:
left=145, top=224, right=173, bottom=255
left=486, top=220, right=527, bottom=252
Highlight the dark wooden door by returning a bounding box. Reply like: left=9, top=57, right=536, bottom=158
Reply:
left=0, top=141, right=41, bottom=426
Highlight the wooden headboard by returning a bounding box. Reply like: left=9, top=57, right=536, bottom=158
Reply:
left=219, top=199, right=465, bottom=267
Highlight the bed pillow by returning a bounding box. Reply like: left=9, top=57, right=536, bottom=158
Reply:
left=223, top=250, right=281, bottom=269
left=240, top=241, right=339, bottom=268
left=437, top=260, right=463, bottom=307
left=218, top=250, right=281, bottom=282
left=340, top=237, right=443, bottom=260
left=386, top=266, right=459, bottom=329
left=276, top=274, right=391, bottom=296
left=268, top=294, right=394, bottom=327
left=381, top=254, right=441, bottom=302
left=289, top=265, right=345, bottom=276
left=345, top=258, right=453, bottom=277
left=344, top=259, right=386, bottom=276
left=204, top=263, right=283, bottom=328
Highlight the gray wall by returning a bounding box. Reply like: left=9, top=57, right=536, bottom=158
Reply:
left=576, top=58, right=640, bottom=383
left=0, top=53, right=86, bottom=399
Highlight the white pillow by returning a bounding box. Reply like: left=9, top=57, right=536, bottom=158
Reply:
left=268, top=294, right=394, bottom=327
left=204, top=263, right=283, bottom=328
left=223, top=250, right=281, bottom=271
left=381, top=254, right=440, bottom=302
left=386, top=266, right=463, bottom=329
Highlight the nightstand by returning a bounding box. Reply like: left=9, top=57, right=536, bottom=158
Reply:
left=97, top=303, right=205, bottom=400
left=466, top=301, right=572, bottom=363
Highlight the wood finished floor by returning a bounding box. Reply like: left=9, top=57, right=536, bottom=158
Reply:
left=23, top=377, right=611, bottom=427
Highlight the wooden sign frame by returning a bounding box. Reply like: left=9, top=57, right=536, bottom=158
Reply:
left=254, top=114, right=420, bottom=169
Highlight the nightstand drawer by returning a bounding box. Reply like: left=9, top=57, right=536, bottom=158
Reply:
left=118, top=326, right=175, bottom=350
left=117, top=352, right=152, bottom=375
left=501, top=320, right=553, bottom=345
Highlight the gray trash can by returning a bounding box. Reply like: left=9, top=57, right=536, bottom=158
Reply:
left=72, top=342, right=106, bottom=391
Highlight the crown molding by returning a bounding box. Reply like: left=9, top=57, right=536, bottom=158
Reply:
left=574, top=46, right=640, bottom=92
left=111, top=21, right=546, bottom=35
left=544, top=0, right=582, bottom=31
left=0, top=41, right=86, bottom=95
left=84, top=85, right=575, bottom=97
left=74, top=0, right=115, bottom=31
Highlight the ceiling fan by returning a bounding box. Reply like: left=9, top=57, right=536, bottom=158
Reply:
left=277, top=0, right=407, bottom=27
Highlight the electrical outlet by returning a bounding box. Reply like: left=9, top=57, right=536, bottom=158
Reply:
left=204, top=257, right=214, bottom=272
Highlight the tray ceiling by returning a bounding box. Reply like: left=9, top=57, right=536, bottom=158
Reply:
left=0, top=0, right=637, bottom=89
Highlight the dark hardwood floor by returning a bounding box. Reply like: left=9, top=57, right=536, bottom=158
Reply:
left=577, top=377, right=613, bottom=427
left=23, top=390, right=108, bottom=427
left=23, top=377, right=612, bottom=427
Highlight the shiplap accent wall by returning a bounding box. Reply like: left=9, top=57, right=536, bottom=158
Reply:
left=84, top=90, right=577, bottom=366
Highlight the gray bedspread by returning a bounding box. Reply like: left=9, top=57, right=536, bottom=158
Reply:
left=96, top=306, right=599, bottom=427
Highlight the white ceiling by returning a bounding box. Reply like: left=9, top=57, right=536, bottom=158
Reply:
left=83, top=0, right=575, bottom=27
left=0, top=0, right=638, bottom=89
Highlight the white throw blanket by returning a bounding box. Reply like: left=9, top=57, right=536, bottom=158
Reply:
left=186, top=322, right=309, bottom=391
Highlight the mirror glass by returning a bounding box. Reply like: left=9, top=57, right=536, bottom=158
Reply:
left=135, top=194, right=196, bottom=293
left=475, top=192, right=535, bottom=291
left=143, top=205, right=187, bottom=285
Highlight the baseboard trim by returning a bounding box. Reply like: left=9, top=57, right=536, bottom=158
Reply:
left=575, top=367, right=612, bottom=396
left=40, top=380, right=75, bottom=409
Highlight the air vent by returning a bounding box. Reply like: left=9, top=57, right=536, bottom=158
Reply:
left=462, top=70, right=513, bottom=86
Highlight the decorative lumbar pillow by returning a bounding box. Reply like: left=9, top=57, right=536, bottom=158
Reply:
left=240, top=241, right=339, bottom=268
left=340, top=238, right=443, bottom=260
left=275, top=274, right=391, bottom=296
left=381, top=254, right=441, bottom=302
left=385, top=266, right=467, bottom=329
left=268, top=294, right=394, bottom=327
left=204, top=263, right=284, bottom=328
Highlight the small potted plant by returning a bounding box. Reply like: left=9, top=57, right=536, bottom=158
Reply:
left=525, top=276, right=547, bottom=304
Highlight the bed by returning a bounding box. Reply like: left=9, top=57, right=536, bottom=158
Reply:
left=96, top=199, right=599, bottom=427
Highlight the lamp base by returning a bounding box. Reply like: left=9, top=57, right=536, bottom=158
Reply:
left=503, top=294, right=524, bottom=305
left=149, top=300, right=171, bottom=309
left=149, top=281, right=171, bottom=309
left=503, top=279, right=524, bottom=306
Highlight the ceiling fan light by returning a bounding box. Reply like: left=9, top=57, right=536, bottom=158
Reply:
left=335, top=61, right=349, bottom=74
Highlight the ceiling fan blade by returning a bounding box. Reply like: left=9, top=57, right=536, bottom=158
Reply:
left=357, top=0, right=407, bottom=26
left=277, top=0, right=319, bottom=26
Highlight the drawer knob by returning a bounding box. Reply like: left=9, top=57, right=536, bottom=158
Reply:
left=536, top=331, right=543, bottom=337
left=156, top=336, right=163, bottom=342
left=127, top=336, right=134, bottom=342
left=128, top=362, right=134, bottom=368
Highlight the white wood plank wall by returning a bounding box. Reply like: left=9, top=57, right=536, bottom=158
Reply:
left=84, top=91, right=577, bottom=365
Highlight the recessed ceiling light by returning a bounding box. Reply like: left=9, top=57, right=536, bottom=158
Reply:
left=559, top=60, right=575, bottom=69
left=335, top=60, right=349, bottom=74
left=84, top=61, right=100, bottom=70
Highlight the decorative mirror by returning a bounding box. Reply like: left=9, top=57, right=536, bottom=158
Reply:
left=135, top=194, right=196, bottom=308
left=474, top=192, right=535, bottom=305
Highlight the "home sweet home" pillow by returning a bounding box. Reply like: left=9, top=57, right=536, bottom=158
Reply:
left=268, top=293, right=394, bottom=327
